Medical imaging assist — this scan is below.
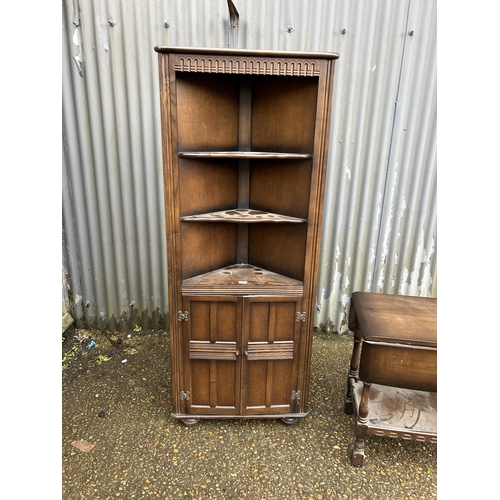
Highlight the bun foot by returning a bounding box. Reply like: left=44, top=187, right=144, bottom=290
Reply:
left=181, top=418, right=199, bottom=427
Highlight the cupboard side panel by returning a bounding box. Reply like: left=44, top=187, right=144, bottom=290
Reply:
left=298, top=59, right=336, bottom=413
left=158, top=53, right=183, bottom=414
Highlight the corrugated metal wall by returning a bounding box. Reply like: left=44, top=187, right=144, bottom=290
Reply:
left=62, top=0, right=436, bottom=333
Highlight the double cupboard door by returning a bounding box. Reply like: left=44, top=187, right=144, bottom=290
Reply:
left=178, top=295, right=305, bottom=423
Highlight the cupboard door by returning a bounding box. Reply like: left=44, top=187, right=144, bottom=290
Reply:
left=181, top=296, right=241, bottom=415
left=241, top=297, right=303, bottom=415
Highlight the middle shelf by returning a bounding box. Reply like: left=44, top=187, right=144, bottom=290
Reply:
left=181, top=208, right=306, bottom=224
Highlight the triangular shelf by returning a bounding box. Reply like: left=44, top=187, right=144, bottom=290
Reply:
left=182, top=264, right=303, bottom=296
left=179, top=151, right=312, bottom=160
left=181, top=208, right=306, bottom=223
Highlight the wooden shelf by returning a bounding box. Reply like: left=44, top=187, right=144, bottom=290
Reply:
left=350, top=379, right=437, bottom=440
left=179, top=151, right=312, bottom=160
left=182, top=264, right=303, bottom=296
left=181, top=208, right=306, bottom=223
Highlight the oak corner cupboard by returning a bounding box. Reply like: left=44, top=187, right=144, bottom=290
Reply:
left=155, top=46, right=339, bottom=426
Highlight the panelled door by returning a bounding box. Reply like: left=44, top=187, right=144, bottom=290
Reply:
left=241, top=297, right=303, bottom=415
left=181, top=296, right=242, bottom=416
left=181, top=295, right=303, bottom=416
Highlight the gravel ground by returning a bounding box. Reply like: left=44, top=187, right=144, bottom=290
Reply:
left=62, top=327, right=437, bottom=499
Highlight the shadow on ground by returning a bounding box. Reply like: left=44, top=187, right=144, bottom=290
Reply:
left=62, top=326, right=437, bottom=499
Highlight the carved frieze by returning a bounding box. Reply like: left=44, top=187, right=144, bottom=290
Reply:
left=174, top=55, right=320, bottom=76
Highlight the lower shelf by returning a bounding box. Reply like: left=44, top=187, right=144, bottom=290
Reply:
left=351, top=379, right=437, bottom=441
left=182, top=263, right=303, bottom=296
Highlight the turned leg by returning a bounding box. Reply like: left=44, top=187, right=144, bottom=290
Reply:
left=344, top=327, right=362, bottom=414
left=351, top=382, right=371, bottom=467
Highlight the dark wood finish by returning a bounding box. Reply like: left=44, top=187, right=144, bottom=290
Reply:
left=178, top=158, right=238, bottom=215
left=181, top=296, right=241, bottom=416
left=241, top=297, right=303, bottom=416
left=251, top=75, right=318, bottom=153
left=156, top=46, right=338, bottom=425
left=180, top=223, right=237, bottom=280
left=181, top=208, right=306, bottom=223
left=349, top=292, right=437, bottom=347
left=182, top=264, right=303, bottom=296
left=176, top=73, right=239, bottom=151
left=155, top=46, right=340, bottom=59
left=180, top=295, right=304, bottom=418
left=250, top=159, right=312, bottom=219
left=248, top=224, right=307, bottom=281
left=344, top=292, right=437, bottom=466
left=178, top=152, right=312, bottom=159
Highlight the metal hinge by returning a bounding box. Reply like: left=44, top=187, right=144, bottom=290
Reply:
left=180, top=391, right=190, bottom=400
left=178, top=311, right=189, bottom=322
left=291, top=390, right=301, bottom=400
left=296, top=312, right=306, bottom=323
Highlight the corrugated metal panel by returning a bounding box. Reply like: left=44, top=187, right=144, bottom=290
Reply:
left=373, top=0, right=437, bottom=296
left=62, top=0, right=437, bottom=332
left=314, top=0, right=437, bottom=331
left=63, top=0, right=169, bottom=330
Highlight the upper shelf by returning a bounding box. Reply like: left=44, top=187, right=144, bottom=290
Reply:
left=178, top=151, right=312, bottom=160
left=181, top=208, right=306, bottom=224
